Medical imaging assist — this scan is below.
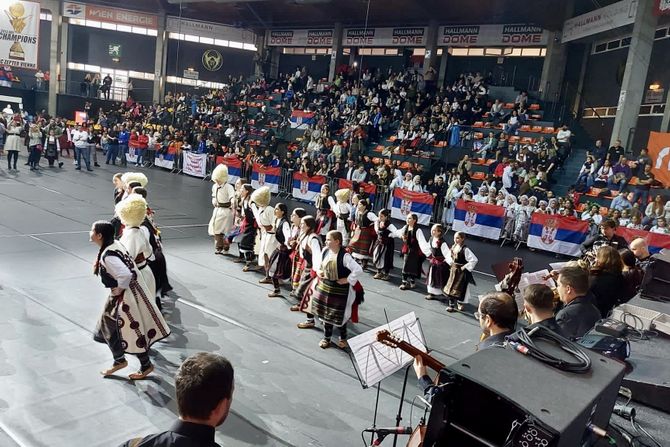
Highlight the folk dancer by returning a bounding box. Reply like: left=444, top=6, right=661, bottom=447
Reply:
left=418, top=224, right=450, bottom=300
left=314, top=184, right=335, bottom=242
left=208, top=164, right=235, bottom=255
left=328, top=188, right=353, bottom=246
left=301, top=230, right=363, bottom=349
left=90, top=221, right=170, bottom=380
left=371, top=209, right=397, bottom=280
left=294, top=216, right=323, bottom=325
left=394, top=213, right=425, bottom=290
left=265, top=203, right=292, bottom=297
left=250, top=186, right=278, bottom=278
left=289, top=208, right=308, bottom=293
left=348, top=199, right=378, bottom=270
left=444, top=231, right=478, bottom=312
left=235, top=184, right=258, bottom=271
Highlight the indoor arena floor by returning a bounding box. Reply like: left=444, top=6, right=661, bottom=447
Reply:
left=0, top=157, right=667, bottom=447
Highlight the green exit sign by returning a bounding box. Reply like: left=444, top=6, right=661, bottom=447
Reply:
left=108, top=44, right=122, bottom=58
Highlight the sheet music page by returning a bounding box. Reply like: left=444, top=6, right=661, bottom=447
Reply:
left=518, top=269, right=555, bottom=293
left=348, top=312, right=426, bottom=388
left=549, top=262, right=569, bottom=271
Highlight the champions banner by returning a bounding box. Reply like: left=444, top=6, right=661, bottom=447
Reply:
left=215, top=156, right=242, bottom=184
left=453, top=200, right=505, bottom=240
left=616, top=227, right=670, bottom=254
left=251, top=163, right=280, bottom=193
left=647, top=131, right=670, bottom=188
left=338, top=179, right=377, bottom=205
left=292, top=172, right=326, bottom=203
left=391, top=188, right=434, bottom=226
left=527, top=214, right=589, bottom=257
left=154, top=152, right=175, bottom=169
left=183, top=151, right=207, bottom=178
left=0, top=1, right=40, bottom=69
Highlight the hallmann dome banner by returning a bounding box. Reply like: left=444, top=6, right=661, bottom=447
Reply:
left=0, top=0, right=40, bottom=69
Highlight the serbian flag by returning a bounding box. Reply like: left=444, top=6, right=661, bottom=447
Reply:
left=616, top=227, right=670, bottom=254
left=527, top=213, right=589, bottom=257
left=154, top=152, right=175, bottom=169
left=391, top=188, right=434, bottom=226
left=216, top=156, right=242, bottom=185
left=453, top=200, right=505, bottom=240
left=290, top=110, right=315, bottom=129
left=292, top=172, right=326, bottom=203
left=338, top=179, right=377, bottom=205
left=251, top=163, right=280, bottom=193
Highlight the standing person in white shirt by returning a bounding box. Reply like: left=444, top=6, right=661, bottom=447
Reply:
left=72, top=124, right=92, bottom=171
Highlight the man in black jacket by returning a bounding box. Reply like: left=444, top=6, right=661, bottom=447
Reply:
left=522, top=284, right=565, bottom=337
left=119, top=353, right=234, bottom=447
left=580, top=218, right=628, bottom=254
left=555, top=267, right=601, bottom=339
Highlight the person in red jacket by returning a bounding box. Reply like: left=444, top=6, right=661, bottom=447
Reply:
left=137, top=129, right=149, bottom=167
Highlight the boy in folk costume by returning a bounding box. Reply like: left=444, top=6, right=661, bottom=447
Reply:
left=348, top=199, right=378, bottom=270
left=265, top=203, right=293, bottom=297
left=90, top=221, right=170, bottom=380
left=372, top=209, right=397, bottom=281
left=444, top=231, right=478, bottom=312
left=293, top=216, right=323, bottom=325
left=418, top=224, right=450, bottom=300
left=116, top=195, right=157, bottom=303
left=208, top=164, right=235, bottom=255
left=120, top=172, right=148, bottom=200
left=314, top=184, right=335, bottom=241
left=328, top=188, right=353, bottom=246
left=301, top=230, right=363, bottom=349
left=236, top=184, right=258, bottom=271
left=250, top=186, right=278, bottom=278
left=394, top=213, right=425, bottom=290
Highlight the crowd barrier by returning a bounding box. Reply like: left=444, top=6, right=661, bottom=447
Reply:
left=121, top=151, right=670, bottom=259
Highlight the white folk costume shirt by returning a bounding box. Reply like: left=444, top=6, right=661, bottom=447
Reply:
left=208, top=182, right=235, bottom=236
left=445, top=244, right=478, bottom=302
left=328, top=196, right=353, bottom=245
left=120, top=228, right=156, bottom=299
left=276, top=220, right=291, bottom=248
left=417, top=231, right=450, bottom=295
left=251, top=204, right=279, bottom=266
left=300, top=233, right=323, bottom=271
left=315, top=250, right=363, bottom=327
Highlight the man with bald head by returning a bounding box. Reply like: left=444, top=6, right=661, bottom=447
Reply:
left=630, top=237, right=652, bottom=270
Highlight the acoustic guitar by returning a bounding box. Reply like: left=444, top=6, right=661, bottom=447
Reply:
left=375, top=330, right=444, bottom=447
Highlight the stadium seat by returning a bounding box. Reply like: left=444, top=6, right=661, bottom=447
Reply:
left=373, top=145, right=384, bottom=153
left=543, top=127, right=555, bottom=134
left=520, top=125, right=531, bottom=132
left=531, top=125, right=543, bottom=133
left=504, top=102, right=515, bottom=109
left=529, top=104, right=541, bottom=111
left=473, top=121, right=484, bottom=128
left=473, top=132, right=484, bottom=139
left=399, top=161, right=411, bottom=169
left=471, top=172, right=486, bottom=180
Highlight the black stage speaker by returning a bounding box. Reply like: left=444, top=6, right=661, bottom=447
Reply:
left=424, top=346, right=625, bottom=447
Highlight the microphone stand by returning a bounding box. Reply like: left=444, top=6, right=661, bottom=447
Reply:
left=393, top=364, right=412, bottom=447
left=369, top=381, right=381, bottom=447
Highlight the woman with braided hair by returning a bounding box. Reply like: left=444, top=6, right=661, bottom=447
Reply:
left=90, top=221, right=170, bottom=380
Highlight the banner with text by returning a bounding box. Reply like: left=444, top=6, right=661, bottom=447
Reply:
left=616, top=227, right=670, bottom=254
left=251, top=163, right=280, bottom=193
left=63, top=2, right=158, bottom=28
left=183, top=151, right=207, bottom=178
left=267, top=29, right=334, bottom=47
left=168, top=17, right=256, bottom=45
left=0, top=1, right=40, bottom=69
left=438, top=24, right=548, bottom=47
left=390, top=188, right=434, bottom=226
left=342, top=27, right=427, bottom=47
left=562, top=0, right=636, bottom=43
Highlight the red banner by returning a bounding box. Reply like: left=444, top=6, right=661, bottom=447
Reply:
left=337, top=179, right=377, bottom=203
left=616, top=227, right=670, bottom=254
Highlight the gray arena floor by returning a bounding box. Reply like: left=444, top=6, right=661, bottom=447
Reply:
left=0, top=156, right=667, bottom=447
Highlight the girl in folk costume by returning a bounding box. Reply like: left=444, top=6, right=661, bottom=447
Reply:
left=224, top=177, right=247, bottom=247
left=314, top=184, right=335, bottom=241
left=90, top=221, right=170, bottom=380
left=418, top=224, right=450, bottom=300
left=116, top=195, right=157, bottom=303
left=328, top=188, right=353, bottom=246
left=43, top=128, right=63, bottom=168
left=251, top=186, right=278, bottom=279
left=289, top=208, right=308, bottom=293
left=301, top=230, right=363, bottom=349
left=265, top=203, right=292, bottom=297
left=235, top=184, right=258, bottom=271
left=293, top=216, right=323, bottom=324
left=443, top=231, right=478, bottom=312
left=443, top=179, right=462, bottom=227
left=132, top=187, right=173, bottom=300
left=501, top=194, right=518, bottom=240
left=112, top=173, right=125, bottom=205
left=372, top=209, right=397, bottom=280
left=513, top=195, right=533, bottom=242
left=348, top=199, right=378, bottom=269
left=208, top=164, right=235, bottom=255
left=394, top=213, right=425, bottom=290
